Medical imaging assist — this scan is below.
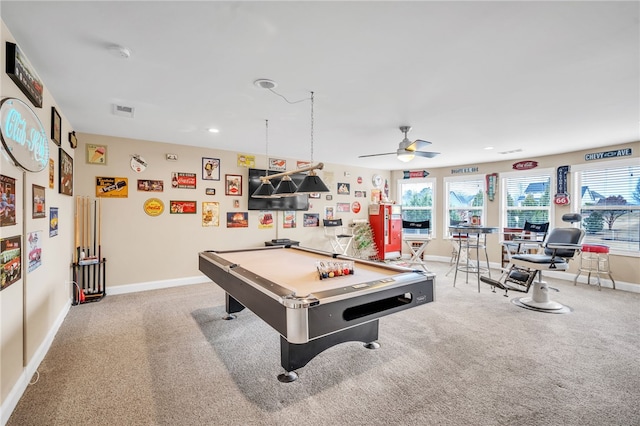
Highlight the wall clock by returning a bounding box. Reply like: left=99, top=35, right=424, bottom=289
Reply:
left=372, top=174, right=383, bottom=188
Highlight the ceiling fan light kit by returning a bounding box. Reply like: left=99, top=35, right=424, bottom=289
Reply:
left=359, top=125, right=440, bottom=162
left=397, top=149, right=415, bottom=162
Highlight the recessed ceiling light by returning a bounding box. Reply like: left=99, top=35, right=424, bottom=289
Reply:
left=484, top=146, right=494, bottom=150
left=207, top=128, right=219, bottom=133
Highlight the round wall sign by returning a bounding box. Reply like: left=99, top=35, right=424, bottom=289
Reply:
left=131, top=154, right=147, bottom=173
left=351, top=201, right=361, bottom=213
left=0, top=98, right=49, bottom=172
left=143, top=198, right=164, bottom=216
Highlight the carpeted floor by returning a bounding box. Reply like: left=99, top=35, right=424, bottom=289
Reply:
left=7, top=262, right=640, bottom=426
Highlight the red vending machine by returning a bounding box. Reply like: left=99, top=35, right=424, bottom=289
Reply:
left=368, top=203, right=402, bottom=260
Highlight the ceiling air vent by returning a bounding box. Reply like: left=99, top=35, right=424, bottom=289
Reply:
left=112, top=104, right=135, bottom=118
left=499, top=148, right=523, bottom=155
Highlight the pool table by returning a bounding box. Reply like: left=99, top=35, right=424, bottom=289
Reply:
left=198, top=245, right=435, bottom=382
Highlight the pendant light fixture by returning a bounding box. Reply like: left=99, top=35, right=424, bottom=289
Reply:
left=250, top=86, right=329, bottom=196
left=296, top=92, right=330, bottom=194
left=251, top=119, right=276, bottom=198
left=273, top=174, right=299, bottom=196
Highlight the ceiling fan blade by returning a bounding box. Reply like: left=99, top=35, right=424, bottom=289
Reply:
left=358, top=152, right=396, bottom=158
left=406, top=139, right=433, bottom=151
left=413, top=151, right=440, bottom=158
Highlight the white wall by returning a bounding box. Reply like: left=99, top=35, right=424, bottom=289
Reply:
left=74, top=133, right=387, bottom=290
left=1, top=22, right=75, bottom=422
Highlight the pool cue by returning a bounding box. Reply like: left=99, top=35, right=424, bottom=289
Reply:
left=84, top=196, right=89, bottom=293
left=98, top=197, right=103, bottom=294
left=74, top=196, right=79, bottom=302
left=74, top=196, right=79, bottom=263
left=92, top=199, right=97, bottom=293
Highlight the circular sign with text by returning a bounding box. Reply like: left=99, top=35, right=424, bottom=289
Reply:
left=131, top=154, right=148, bottom=173
left=0, top=98, right=49, bottom=172
left=351, top=201, right=361, bottom=213
left=143, top=198, right=164, bottom=216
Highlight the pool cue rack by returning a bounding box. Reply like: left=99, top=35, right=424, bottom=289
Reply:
left=72, top=196, right=106, bottom=305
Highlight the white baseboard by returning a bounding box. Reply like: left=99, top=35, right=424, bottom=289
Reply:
left=1, top=299, right=71, bottom=426
left=107, top=275, right=211, bottom=296
left=424, top=255, right=639, bottom=293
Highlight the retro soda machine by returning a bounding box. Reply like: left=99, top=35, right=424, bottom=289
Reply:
left=369, top=203, right=402, bottom=259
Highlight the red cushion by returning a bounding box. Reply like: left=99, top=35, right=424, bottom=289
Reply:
left=582, top=244, right=609, bottom=253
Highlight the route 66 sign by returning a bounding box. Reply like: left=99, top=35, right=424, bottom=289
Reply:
left=554, top=193, right=570, bottom=205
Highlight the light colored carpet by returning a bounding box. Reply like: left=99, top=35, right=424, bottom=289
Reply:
left=7, top=262, right=640, bottom=426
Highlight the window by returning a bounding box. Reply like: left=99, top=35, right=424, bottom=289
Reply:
left=573, top=159, right=640, bottom=254
left=501, top=170, right=552, bottom=229
left=399, top=178, right=435, bottom=235
left=444, top=175, right=485, bottom=235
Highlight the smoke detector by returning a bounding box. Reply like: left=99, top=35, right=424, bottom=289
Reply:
left=253, top=79, right=277, bottom=89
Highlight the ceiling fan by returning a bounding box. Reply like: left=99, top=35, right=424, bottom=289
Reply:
left=359, top=126, right=440, bottom=162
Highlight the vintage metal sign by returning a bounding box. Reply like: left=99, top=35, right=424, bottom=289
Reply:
left=584, top=148, right=632, bottom=161
left=486, top=173, right=498, bottom=201
left=554, top=165, right=571, bottom=205
left=403, top=170, right=430, bottom=179
left=451, top=167, right=478, bottom=174
left=96, top=177, right=128, bottom=198
left=143, top=198, right=164, bottom=217
left=512, top=160, right=538, bottom=171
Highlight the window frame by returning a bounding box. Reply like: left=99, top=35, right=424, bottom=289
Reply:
left=397, top=177, right=436, bottom=237
left=500, top=167, right=554, bottom=232
left=443, top=174, right=486, bottom=237
left=572, top=158, right=640, bottom=257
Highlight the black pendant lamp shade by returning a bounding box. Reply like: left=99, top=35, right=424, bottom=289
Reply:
left=252, top=179, right=276, bottom=198
left=273, top=175, right=299, bottom=196
left=296, top=171, right=329, bottom=194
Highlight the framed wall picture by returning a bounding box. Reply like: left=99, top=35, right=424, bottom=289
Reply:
left=225, top=174, right=242, bottom=196
left=48, top=158, right=55, bottom=189
left=5, top=42, right=43, bottom=108
left=0, top=235, right=22, bottom=291
left=51, top=107, right=61, bottom=146
left=58, top=148, right=73, bottom=196
left=86, top=144, right=107, bottom=165
left=0, top=175, right=17, bottom=227
left=202, top=157, right=220, bottom=181
left=32, top=184, right=45, bottom=218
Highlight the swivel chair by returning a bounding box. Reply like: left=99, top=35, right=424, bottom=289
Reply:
left=481, top=214, right=584, bottom=313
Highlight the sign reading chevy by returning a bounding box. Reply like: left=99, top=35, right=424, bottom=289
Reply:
left=585, top=148, right=632, bottom=161
left=0, top=98, right=49, bottom=172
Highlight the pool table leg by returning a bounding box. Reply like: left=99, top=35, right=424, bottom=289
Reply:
left=223, top=293, right=245, bottom=320
left=278, top=320, right=380, bottom=382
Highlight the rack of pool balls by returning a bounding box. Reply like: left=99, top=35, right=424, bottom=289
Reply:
left=317, top=261, right=355, bottom=280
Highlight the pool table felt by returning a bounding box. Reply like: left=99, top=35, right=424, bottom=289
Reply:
left=215, top=249, right=403, bottom=296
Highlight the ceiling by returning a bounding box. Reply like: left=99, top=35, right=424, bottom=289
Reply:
left=1, top=1, right=638, bottom=171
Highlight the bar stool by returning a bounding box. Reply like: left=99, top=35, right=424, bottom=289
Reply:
left=573, top=244, right=615, bottom=290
